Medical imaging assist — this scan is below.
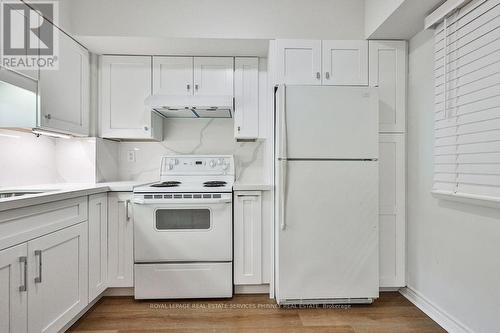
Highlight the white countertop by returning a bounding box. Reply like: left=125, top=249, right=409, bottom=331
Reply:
left=233, top=182, right=273, bottom=191
left=0, top=181, right=150, bottom=212
left=97, top=181, right=152, bottom=192
left=0, top=181, right=272, bottom=212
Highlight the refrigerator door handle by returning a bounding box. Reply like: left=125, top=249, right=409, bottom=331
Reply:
left=280, top=159, right=287, bottom=230
left=277, top=84, right=287, bottom=159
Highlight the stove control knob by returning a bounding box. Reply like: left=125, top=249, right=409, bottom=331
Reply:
left=217, top=158, right=223, bottom=165
left=222, top=163, right=229, bottom=170
left=209, top=160, right=216, bottom=168
left=173, top=158, right=179, bottom=165
left=167, top=164, right=173, bottom=170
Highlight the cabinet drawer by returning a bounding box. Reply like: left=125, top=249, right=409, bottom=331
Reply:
left=0, top=197, right=88, bottom=250
left=135, top=262, right=232, bottom=299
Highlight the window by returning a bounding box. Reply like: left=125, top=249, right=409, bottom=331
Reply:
left=433, top=0, right=500, bottom=201
left=155, top=209, right=210, bottom=230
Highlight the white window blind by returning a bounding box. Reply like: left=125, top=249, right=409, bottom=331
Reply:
left=433, top=0, right=500, bottom=201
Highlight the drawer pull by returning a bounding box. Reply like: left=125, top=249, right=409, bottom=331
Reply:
left=19, top=256, right=27, bottom=292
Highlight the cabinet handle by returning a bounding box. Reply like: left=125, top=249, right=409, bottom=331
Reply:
left=34, top=250, right=42, bottom=283
left=236, top=194, right=259, bottom=197
left=144, top=126, right=149, bottom=131
left=237, top=126, right=241, bottom=132
left=19, top=256, right=27, bottom=292
left=195, top=84, right=199, bottom=91
left=325, top=72, right=330, bottom=80
left=126, top=200, right=131, bottom=221
left=44, top=114, right=51, bottom=120
left=187, top=84, right=190, bottom=91
left=316, top=72, right=320, bottom=79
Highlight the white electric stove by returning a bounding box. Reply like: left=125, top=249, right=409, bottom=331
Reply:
left=133, top=155, right=234, bottom=299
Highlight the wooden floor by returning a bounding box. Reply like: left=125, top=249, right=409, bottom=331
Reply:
left=68, top=292, right=446, bottom=333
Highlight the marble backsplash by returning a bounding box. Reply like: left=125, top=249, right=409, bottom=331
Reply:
left=98, top=118, right=268, bottom=184
left=1, top=119, right=269, bottom=187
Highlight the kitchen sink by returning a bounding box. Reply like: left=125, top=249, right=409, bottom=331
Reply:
left=0, top=191, right=50, bottom=199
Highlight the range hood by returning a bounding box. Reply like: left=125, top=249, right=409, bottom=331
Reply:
left=145, top=95, right=233, bottom=118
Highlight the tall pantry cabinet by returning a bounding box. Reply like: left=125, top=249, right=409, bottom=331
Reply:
left=369, top=40, right=407, bottom=288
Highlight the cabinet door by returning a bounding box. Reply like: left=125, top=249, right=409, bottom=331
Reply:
left=193, top=57, right=233, bottom=96
left=322, top=40, right=368, bottom=86
left=153, top=56, right=193, bottom=96
left=379, top=134, right=405, bottom=288
left=3, top=2, right=39, bottom=81
left=234, top=191, right=262, bottom=285
left=108, top=192, right=134, bottom=287
left=39, top=32, right=90, bottom=135
left=369, top=41, right=407, bottom=132
left=276, top=39, right=322, bottom=85
left=0, top=244, right=28, bottom=333
left=100, top=56, right=160, bottom=140
left=88, top=193, right=108, bottom=302
left=27, top=222, right=88, bottom=333
left=234, top=57, right=259, bottom=140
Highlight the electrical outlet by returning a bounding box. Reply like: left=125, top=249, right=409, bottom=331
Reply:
left=127, top=150, right=136, bottom=162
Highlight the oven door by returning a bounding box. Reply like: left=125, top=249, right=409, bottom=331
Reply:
left=133, top=196, right=232, bottom=262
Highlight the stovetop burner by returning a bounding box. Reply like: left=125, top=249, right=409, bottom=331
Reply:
left=151, top=181, right=182, bottom=188
left=203, top=181, right=227, bottom=188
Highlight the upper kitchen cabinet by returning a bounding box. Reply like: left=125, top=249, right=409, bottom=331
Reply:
left=234, top=57, right=259, bottom=140
left=100, top=55, right=163, bottom=141
left=38, top=31, right=90, bottom=136
left=193, top=57, right=234, bottom=96
left=276, top=39, right=322, bottom=85
left=153, top=56, right=193, bottom=96
left=369, top=41, right=407, bottom=133
left=322, top=40, right=368, bottom=86
left=153, top=56, right=233, bottom=97
left=4, top=1, right=39, bottom=81
left=274, top=39, right=368, bottom=86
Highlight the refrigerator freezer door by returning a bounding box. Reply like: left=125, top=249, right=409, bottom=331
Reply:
left=275, top=160, right=379, bottom=302
left=283, top=86, right=378, bottom=159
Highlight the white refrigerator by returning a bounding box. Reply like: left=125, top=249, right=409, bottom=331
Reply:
left=274, top=85, right=379, bottom=304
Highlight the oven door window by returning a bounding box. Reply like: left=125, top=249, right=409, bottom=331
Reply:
left=155, top=209, right=210, bottom=230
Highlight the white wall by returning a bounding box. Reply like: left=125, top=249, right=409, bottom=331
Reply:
left=68, top=0, right=365, bottom=40
left=407, top=30, right=500, bottom=333
left=364, top=0, right=443, bottom=39
left=364, top=0, right=404, bottom=37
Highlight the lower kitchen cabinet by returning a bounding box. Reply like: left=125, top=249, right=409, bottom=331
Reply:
left=379, top=133, right=406, bottom=288
left=234, top=191, right=262, bottom=285
left=108, top=192, right=134, bottom=287
left=28, top=222, right=89, bottom=333
left=88, top=193, right=108, bottom=302
left=0, top=243, right=28, bottom=333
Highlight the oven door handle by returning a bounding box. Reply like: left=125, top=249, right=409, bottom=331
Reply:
left=132, top=198, right=232, bottom=205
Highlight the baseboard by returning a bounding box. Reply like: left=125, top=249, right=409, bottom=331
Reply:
left=399, top=287, right=473, bottom=333
left=234, top=284, right=270, bottom=294
left=103, top=287, right=134, bottom=296
left=380, top=287, right=401, bottom=292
